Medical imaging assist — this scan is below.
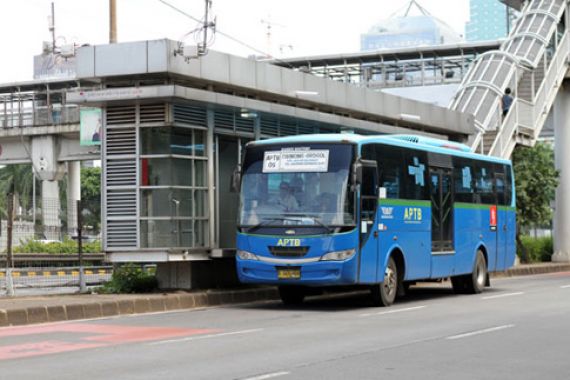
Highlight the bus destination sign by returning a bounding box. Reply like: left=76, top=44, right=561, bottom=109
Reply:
left=263, top=148, right=329, bottom=173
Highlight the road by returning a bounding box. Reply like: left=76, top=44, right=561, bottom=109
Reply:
left=0, top=272, right=569, bottom=380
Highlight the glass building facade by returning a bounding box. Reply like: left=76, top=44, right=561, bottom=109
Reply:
left=466, top=0, right=509, bottom=41
left=361, top=15, right=463, bottom=51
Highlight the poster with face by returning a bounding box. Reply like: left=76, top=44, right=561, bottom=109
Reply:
left=80, top=108, right=103, bottom=146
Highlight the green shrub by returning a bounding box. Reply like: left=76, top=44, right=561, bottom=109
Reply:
left=12, top=238, right=101, bottom=254
left=99, top=264, right=158, bottom=294
left=517, top=235, right=553, bottom=263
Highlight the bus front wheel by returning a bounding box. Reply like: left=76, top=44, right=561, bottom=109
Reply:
left=371, top=257, right=398, bottom=307
left=278, top=286, right=306, bottom=305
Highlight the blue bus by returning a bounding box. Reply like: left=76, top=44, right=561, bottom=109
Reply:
left=234, top=134, right=516, bottom=306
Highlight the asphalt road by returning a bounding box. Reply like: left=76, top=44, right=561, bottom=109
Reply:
left=1, top=272, right=569, bottom=380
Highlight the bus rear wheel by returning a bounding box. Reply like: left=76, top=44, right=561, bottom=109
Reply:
left=452, top=250, right=487, bottom=294
left=278, top=286, right=306, bottom=305
left=370, top=256, right=398, bottom=307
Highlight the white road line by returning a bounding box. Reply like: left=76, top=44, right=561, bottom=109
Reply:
left=482, top=292, right=524, bottom=300
left=359, top=305, right=426, bottom=317
left=446, top=324, right=515, bottom=340
left=561, top=285, right=570, bottom=289
left=242, top=371, right=290, bottom=380
left=148, top=328, right=263, bottom=346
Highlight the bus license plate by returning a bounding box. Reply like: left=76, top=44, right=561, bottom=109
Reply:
left=277, top=268, right=301, bottom=280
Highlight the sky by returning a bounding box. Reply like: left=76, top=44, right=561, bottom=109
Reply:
left=0, top=0, right=470, bottom=83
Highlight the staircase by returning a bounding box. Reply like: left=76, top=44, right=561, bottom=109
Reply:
left=450, top=0, right=569, bottom=159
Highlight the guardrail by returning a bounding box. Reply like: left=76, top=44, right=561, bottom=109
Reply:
left=0, top=254, right=106, bottom=266
left=0, top=265, right=113, bottom=293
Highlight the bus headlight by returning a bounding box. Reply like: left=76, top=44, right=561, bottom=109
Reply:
left=321, top=249, right=356, bottom=261
left=237, top=250, right=259, bottom=260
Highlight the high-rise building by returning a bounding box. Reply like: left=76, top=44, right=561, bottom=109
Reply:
left=466, top=0, right=509, bottom=41
left=361, top=1, right=463, bottom=51
left=361, top=16, right=463, bottom=51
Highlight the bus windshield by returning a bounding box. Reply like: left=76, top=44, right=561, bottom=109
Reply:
left=239, top=143, right=355, bottom=230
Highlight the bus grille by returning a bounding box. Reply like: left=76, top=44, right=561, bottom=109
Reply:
left=268, top=246, right=310, bottom=258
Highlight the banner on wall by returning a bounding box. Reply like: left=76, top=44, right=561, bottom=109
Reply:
left=80, top=108, right=103, bottom=146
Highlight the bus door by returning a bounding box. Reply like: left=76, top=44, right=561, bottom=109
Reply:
left=429, top=165, right=454, bottom=278
left=359, top=161, right=379, bottom=283
left=429, top=168, right=454, bottom=253
left=494, top=169, right=507, bottom=271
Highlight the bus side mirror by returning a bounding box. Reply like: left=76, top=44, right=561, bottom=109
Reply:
left=230, top=165, right=241, bottom=193
left=352, top=159, right=377, bottom=190
left=352, top=162, right=363, bottom=189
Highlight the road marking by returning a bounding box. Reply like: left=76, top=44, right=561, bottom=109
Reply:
left=242, top=371, right=290, bottom=380
left=148, top=328, right=263, bottom=346
left=482, top=292, right=524, bottom=300
left=561, top=285, right=570, bottom=289
left=0, top=323, right=212, bottom=360
left=446, top=324, right=515, bottom=340
left=359, top=305, right=426, bottom=317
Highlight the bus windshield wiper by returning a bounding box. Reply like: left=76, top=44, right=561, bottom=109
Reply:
left=283, top=213, right=333, bottom=234
left=243, top=218, right=288, bottom=233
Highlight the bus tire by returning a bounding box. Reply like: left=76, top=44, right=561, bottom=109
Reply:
left=451, top=276, right=467, bottom=294
left=278, top=286, right=305, bottom=305
left=370, top=256, right=398, bottom=307
left=465, top=250, right=487, bottom=294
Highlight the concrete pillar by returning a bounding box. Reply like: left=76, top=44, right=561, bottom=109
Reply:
left=41, top=180, right=61, bottom=241
left=553, top=85, right=570, bottom=262
left=66, top=161, right=81, bottom=235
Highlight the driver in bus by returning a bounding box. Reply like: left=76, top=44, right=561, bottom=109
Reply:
left=277, top=181, right=299, bottom=212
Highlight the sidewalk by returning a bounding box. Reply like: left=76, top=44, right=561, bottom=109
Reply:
left=1, top=262, right=569, bottom=328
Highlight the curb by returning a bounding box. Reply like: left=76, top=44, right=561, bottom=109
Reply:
left=0, top=287, right=279, bottom=328
left=492, top=263, right=570, bottom=278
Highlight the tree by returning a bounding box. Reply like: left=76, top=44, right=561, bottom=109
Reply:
left=512, top=143, right=559, bottom=262
left=80, top=166, right=102, bottom=232
left=0, top=164, right=34, bottom=218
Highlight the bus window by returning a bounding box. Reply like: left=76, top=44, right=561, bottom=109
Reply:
left=453, top=158, right=474, bottom=203
left=403, top=150, right=428, bottom=200
left=494, top=164, right=506, bottom=205
left=475, top=162, right=495, bottom=204
left=361, top=166, right=378, bottom=222
left=377, top=145, right=403, bottom=199
left=505, top=165, right=513, bottom=206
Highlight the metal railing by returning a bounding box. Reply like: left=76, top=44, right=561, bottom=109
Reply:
left=0, top=266, right=112, bottom=292
left=489, top=29, right=570, bottom=157
left=0, top=105, right=80, bottom=128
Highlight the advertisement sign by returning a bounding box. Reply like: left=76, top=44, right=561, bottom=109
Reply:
left=80, top=108, right=102, bottom=146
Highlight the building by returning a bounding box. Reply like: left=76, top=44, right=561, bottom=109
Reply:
left=361, top=1, right=463, bottom=51
left=466, top=0, right=509, bottom=41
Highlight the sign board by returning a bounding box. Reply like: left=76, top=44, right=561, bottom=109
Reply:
left=262, top=148, right=329, bottom=173
left=80, top=108, right=103, bottom=146
left=33, top=53, right=76, bottom=80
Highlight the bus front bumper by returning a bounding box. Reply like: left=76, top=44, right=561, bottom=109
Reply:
left=236, top=257, right=358, bottom=287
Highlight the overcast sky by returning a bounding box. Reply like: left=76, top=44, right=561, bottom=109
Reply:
left=0, top=0, right=470, bottom=83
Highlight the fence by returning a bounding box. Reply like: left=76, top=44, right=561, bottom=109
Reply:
left=1, top=193, right=104, bottom=296
left=0, top=195, right=101, bottom=253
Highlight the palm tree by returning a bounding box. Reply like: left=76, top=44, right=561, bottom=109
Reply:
left=0, top=164, right=34, bottom=218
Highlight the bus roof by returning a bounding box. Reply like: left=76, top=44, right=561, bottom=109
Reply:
left=248, top=134, right=512, bottom=165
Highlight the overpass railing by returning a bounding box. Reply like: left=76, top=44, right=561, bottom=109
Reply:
left=451, top=0, right=568, bottom=158
left=0, top=104, right=79, bottom=128
left=490, top=26, right=570, bottom=157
